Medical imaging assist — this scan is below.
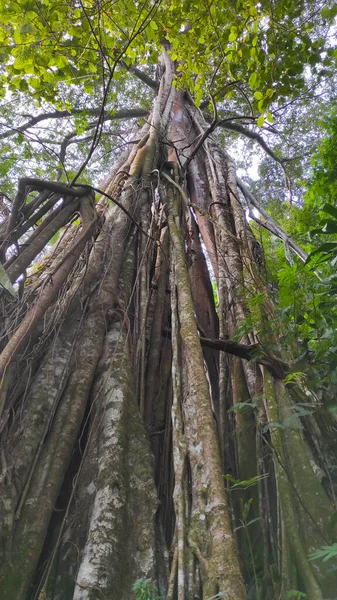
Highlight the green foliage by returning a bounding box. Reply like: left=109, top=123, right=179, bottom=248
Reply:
left=212, top=279, right=219, bottom=309
left=262, top=402, right=314, bottom=434
left=224, top=474, right=265, bottom=489
left=309, top=543, right=337, bottom=562
left=228, top=397, right=258, bottom=413
left=267, top=255, right=337, bottom=392
left=307, top=203, right=337, bottom=265
left=0, top=0, right=335, bottom=120
left=233, top=314, right=255, bottom=341
left=284, top=372, right=306, bottom=385
left=0, top=0, right=336, bottom=198
left=132, top=579, right=161, bottom=600
left=306, top=110, right=337, bottom=210
left=251, top=108, right=337, bottom=399
left=285, top=591, right=307, bottom=600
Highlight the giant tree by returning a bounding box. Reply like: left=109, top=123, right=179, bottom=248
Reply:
left=1, top=1, right=337, bottom=599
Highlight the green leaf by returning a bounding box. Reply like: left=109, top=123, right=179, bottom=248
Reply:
left=20, top=23, right=37, bottom=35
left=309, top=543, right=337, bottom=562
left=284, top=372, right=305, bottom=385
left=149, top=21, right=158, bottom=30
left=321, top=203, right=337, bottom=219
left=24, top=63, right=35, bottom=74
left=310, top=216, right=337, bottom=235
left=258, top=99, right=265, bottom=112
left=223, top=474, right=265, bottom=489
left=0, top=263, right=18, bottom=298
left=254, top=91, right=263, bottom=100
left=321, top=219, right=337, bottom=234
left=311, top=242, right=337, bottom=254
left=54, top=55, right=68, bottom=69
left=321, top=7, right=331, bottom=19
left=13, top=56, right=27, bottom=70
left=248, top=71, right=260, bottom=89
left=306, top=241, right=337, bottom=264
left=228, top=401, right=256, bottom=413
left=257, top=115, right=264, bottom=127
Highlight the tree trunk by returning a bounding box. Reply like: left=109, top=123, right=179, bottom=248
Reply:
left=0, top=49, right=336, bottom=600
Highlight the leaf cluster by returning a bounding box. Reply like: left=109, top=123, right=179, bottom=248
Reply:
left=0, top=0, right=336, bottom=120
left=253, top=107, right=337, bottom=399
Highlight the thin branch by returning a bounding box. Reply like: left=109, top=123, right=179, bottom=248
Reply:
left=198, top=80, right=241, bottom=110
left=224, top=122, right=293, bottom=202
left=183, top=113, right=283, bottom=169
left=236, top=178, right=307, bottom=263
left=71, top=0, right=161, bottom=184
left=79, top=0, right=112, bottom=74
left=216, top=120, right=286, bottom=165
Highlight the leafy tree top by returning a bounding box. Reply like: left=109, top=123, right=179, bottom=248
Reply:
left=0, top=0, right=336, bottom=117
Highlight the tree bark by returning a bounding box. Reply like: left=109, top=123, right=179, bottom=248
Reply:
left=0, top=51, right=336, bottom=600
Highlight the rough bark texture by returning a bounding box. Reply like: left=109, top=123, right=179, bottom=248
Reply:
left=0, top=50, right=337, bottom=600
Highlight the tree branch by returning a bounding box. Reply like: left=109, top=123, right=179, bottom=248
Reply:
left=236, top=178, right=307, bottom=263
left=199, top=336, right=289, bottom=379
left=184, top=112, right=286, bottom=169
left=216, top=120, right=286, bottom=165
left=0, top=179, right=90, bottom=257
left=163, top=325, right=288, bottom=378
left=0, top=108, right=148, bottom=141
left=120, top=62, right=158, bottom=90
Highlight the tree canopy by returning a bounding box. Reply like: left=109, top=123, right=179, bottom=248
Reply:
left=1, top=0, right=337, bottom=189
